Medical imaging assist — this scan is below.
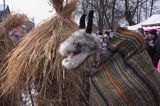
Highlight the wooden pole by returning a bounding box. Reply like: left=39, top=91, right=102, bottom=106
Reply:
left=3, top=0, right=6, bottom=11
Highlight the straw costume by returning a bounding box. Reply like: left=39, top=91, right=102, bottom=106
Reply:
left=1, top=0, right=93, bottom=105
left=0, top=14, right=26, bottom=69
left=0, top=14, right=27, bottom=106
left=2, top=1, right=159, bottom=105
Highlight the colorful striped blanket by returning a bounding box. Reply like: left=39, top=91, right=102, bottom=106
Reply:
left=90, top=28, right=160, bottom=106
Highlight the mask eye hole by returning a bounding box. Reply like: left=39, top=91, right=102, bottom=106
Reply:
left=72, top=43, right=82, bottom=54
left=74, top=43, right=81, bottom=49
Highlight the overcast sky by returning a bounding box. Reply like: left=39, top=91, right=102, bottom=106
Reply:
left=0, top=0, right=53, bottom=24
left=1, top=0, right=160, bottom=25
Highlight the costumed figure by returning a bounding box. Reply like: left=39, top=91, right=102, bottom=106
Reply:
left=0, top=14, right=27, bottom=106
left=1, top=0, right=94, bottom=106
left=59, top=11, right=160, bottom=105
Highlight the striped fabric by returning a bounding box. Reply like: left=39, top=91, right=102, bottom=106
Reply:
left=90, top=27, right=160, bottom=106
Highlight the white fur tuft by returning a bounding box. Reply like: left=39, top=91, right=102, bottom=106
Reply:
left=59, top=29, right=99, bottom=70
left=59, top=29, right=85, bottom=56
left=62, top=53, right=89, bottom=69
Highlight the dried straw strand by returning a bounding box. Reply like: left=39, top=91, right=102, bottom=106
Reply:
left=1, top=1, right=94, bottom=105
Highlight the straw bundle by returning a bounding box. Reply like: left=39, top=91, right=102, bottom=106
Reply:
left=0, top=14, right=27, bottom=106
left=1, top=0, right=94, bottom=105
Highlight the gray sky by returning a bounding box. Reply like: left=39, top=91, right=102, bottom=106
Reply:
left=0, top=0, right=53, bottom=24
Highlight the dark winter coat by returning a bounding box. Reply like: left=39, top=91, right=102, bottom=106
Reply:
left=154, top=35, right=160, bottom=67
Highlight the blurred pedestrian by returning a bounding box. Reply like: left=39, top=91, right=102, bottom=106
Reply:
left=157, top=59, right=160, bottom=73
left=146, top=29, right=158, bottom=67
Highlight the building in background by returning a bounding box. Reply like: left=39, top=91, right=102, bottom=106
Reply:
left=0, top=4, right=10, bottom=22
left=22, top=19, right=35, bottom=34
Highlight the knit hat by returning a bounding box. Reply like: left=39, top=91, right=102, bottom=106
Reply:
left=147, top=29, right=158, bottom=41
left=148, top=29, right=157, bottom=35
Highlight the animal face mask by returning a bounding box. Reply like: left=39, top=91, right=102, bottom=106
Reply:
left=59, top=10, right=99, bottom=69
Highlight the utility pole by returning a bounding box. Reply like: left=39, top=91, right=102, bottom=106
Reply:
left=3, top=0, right=6, bottom=11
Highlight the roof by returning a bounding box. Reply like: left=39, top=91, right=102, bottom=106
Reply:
left=142, top=15, right=160, bottom=27
left=0, top=4, right=8, bottom=11
left=0, top=4, right=10, bottom=21
left=127, top=14, right=160, bottom=30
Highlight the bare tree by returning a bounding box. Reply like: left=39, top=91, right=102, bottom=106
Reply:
left=76, top=0, right=159, bottom=31
left=84, top=0, right=119, bottom=32
left=83, top=0, right=107, bottom=33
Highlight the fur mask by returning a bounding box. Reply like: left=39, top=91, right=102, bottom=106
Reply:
left=59, top=10, right=99, bottom=69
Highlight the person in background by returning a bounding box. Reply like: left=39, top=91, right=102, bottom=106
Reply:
left=93, top=31, right=111, bottom=67
left=137, top=28, right=145, bottom=37
left=154, top=31, right=160, bottom=68
left=145, top=29, right=158, bottom=67
left=157, top=60, right=160, bottom=73
left=9, top=26, right=24, bottom=44
left=99, top=31, right=110, bottom=54
left=137, top=28, right=149, bottom=40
